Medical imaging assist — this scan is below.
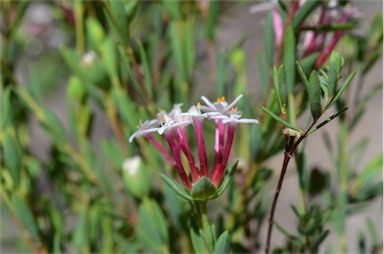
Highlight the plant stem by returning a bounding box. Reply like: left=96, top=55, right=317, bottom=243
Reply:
left=265, top=121, right=317, bottom=253
left=199, top=200, right=208, bottom=229
left=265, top=152, right=292, bottom=253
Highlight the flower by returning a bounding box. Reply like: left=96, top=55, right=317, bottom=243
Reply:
left=129, top=94, right=259, bottom=194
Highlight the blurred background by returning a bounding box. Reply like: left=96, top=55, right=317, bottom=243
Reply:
left=1, top=0, right=382, bottom=253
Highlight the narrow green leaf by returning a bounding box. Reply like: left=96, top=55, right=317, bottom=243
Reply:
left=282, top=26, right=296, bottom=93
left=216, top=52, right=228, bottom=97
left=214, top=231, right=231, bottom=254
left=0, top=87, right=12, bottom=129
left=190, top=224, right=204, bottom=253
left=100, top=38, right=117, bottom=84
left=327, top=51, right=342, bottom=96
left=215, top=162, right=238, bottom=197
left=278, top=65, right=287, bottom=106
left=326, top=70, right=357, bottom=109
left=309, top=108, right=348, bottom=134
left=205, top=1, right=218, bottom=40
left=274, top=221, right=298, bottom=240
left=256, top=52, right=268, bottom=97
left=308, top=71, right=321, bottom=120
left=191, top=176, right=217, bottom=201
left=272, top=67, right=282, bottom=107
left=298, top=53, right=321, bottom=77
left=86, top=18, right=105, bottom=48
left=137, top=39, right=154, bottom=98
left=366, top=218, right=379, bottom=246
left=3, top=133, right=21, bottom=186
left=296, top=60, right=310, bottom=89
left=12, top=194, right=39, bottom=242
left=292, top=1, right=322, bottom=30
left=260, top=106, right=302, bottom=132
left=137, top=198, right=169, bottom=252
left=295, top=151, right=307, bottom=191
left=310, top=230, right=329, bottom=253
left=264, top=11, right=275, bottom=68
left=159, top=173, right=192, bottom=201
left=162, top=0, right=180, bottom=20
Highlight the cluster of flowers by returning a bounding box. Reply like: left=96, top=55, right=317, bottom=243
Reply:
left=250, top=0, right=361, bottom=68
left=129, top=94, right=259, bottom=190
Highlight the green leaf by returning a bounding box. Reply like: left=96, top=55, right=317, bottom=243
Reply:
left=99, top=38, right=117, bottom=84
left=366, top=218, right=379, bottom=247
left=307, top=71, right=321, bottom=120
left=190, top=223, right=204, bottom=253
left=308, top=168, right=328, bottom=196
left=216, top=52, right=228, bottom=97
left=260, top=106, right=302, bottom=132
left=358, top=156, right=383, bottom=187
left=205, top=1, right=218, bottom=40
left=137, top=39, right=154, bottom=98
left=214, top=231, right=231, bottom=254
left=282, top=26, right=296, bottom=93
left=12, top=194, right=39, bottom=242
left=191, top=176, right=217, bottom=201
left=272, top=67, right=282, bottom=107
left=278, top=65, right=287, bottom=106
left=326, top=70, right=357, bottom=110
left=308, top=108, right=348, bottom=134
left=295, top=151, right=307, bottom=191
left=292, top=1, right=322, bottom=30
left=256, top=52, right=269, bottom=97
left=72, top=202, right=88, bottom=251
left=310, top=230, right=329, bottom=253
left=215, top=162, right=238, bottom=197
left=159, top=173, right=192, bottom=201
left=264, top=11, right=275, bottom=68
left=86, top=18, right=105, bottom=48
left=327, top=51, right=342, bottom=96
left=296, top=60, right=310, bottom=89
left=0, top=87, right=12, bottom=129
left=3, top=132, right=21, bottom=186
left=162, top=0, right=180, bottom=20
left=137, top=198, right=169, bottom=253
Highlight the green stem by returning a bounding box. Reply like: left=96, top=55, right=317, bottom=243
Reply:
left=199, top=201, right=208, bottom=230
left=74, top=1, right=84, bottom=55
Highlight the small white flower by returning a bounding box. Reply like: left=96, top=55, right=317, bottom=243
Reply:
left=222, top=108, right=259, bottom=124
left=122, top=156, right=141, bottom=176
left=157, top=104, right=192, bottom=135
left=200, top=94, right=244, bottom=117
left=81, top=51, right=97, bottom=66
left=129, top=119, right=160, bottom=143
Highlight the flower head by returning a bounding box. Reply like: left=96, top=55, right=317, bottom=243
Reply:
left=129, top=94, right=259, bottom=197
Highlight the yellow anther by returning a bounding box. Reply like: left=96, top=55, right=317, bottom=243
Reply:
left=196, top=102, right=201, bottom=109
left=231, top=107, right=237, bottom=113
left=160, top=115, right=165, bottom=121
left=216, top=96, right=226, bottom=103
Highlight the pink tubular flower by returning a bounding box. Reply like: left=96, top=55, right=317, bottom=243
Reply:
left=129, top=94, right=259, bottom=192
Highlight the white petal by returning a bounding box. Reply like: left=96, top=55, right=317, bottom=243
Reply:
left=225, top=94, right=243, bottom=111
left=201, top=96, right=216, bottom=110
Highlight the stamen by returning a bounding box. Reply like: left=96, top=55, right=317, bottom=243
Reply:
left=231, top=107, right=238, bottom=113
left=196, top=102, right=201, bottom=109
